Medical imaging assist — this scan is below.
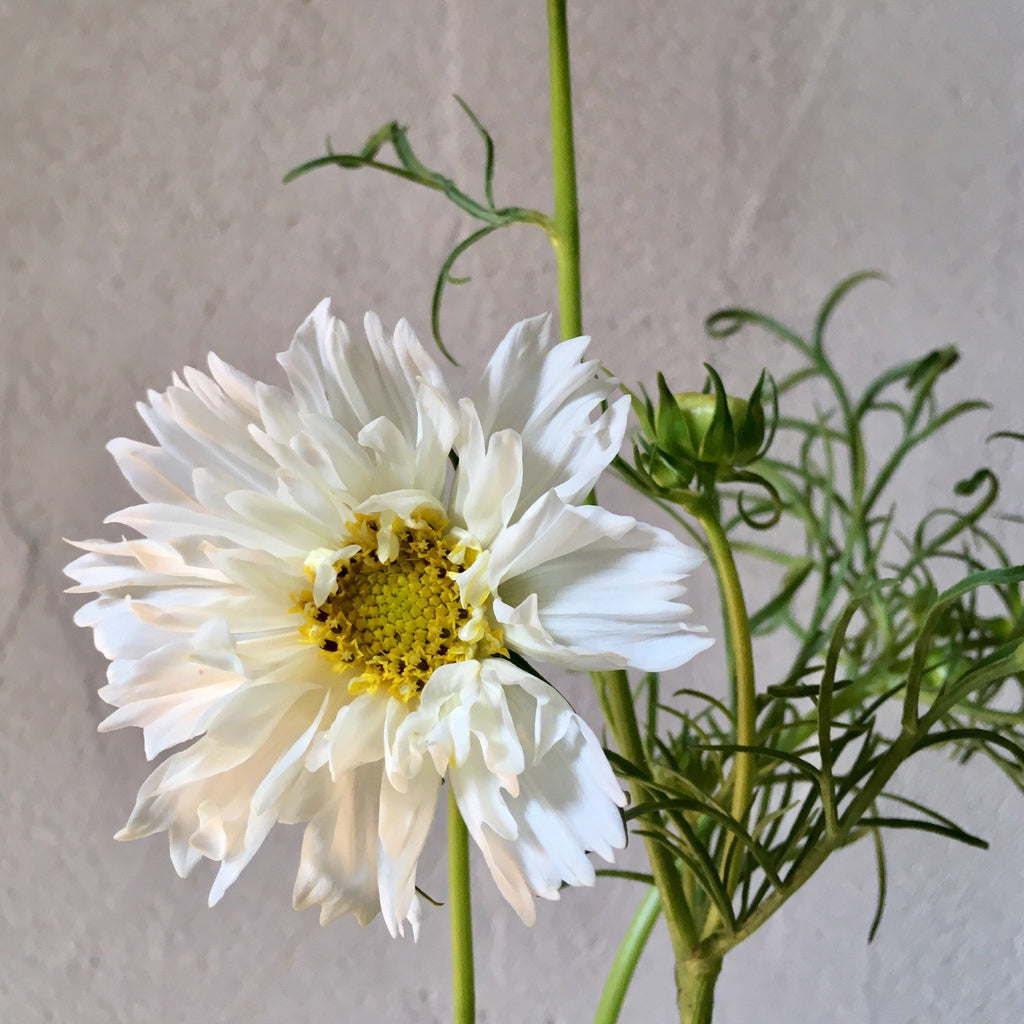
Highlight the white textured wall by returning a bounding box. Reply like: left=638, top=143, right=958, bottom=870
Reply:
left=4, top=1, right=1024, bottom=1021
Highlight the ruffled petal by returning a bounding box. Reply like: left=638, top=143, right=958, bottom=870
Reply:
left=447, top=659, right=626, bottom=925
left=450, top=399, right=524, bottom=548
left=392, top=660, right=524, bottom=789
left=489, top=493, right=712, bottom=672
left=65, top=536, right=229, bottom=595
left=278, top=302, right=457, bottom=499
left=471, top=315, right=628, bottom=513
left=72, top=597, right=179, bottom=661
left=307, top=692, right=389, bottom=779
left=97, top=617, right=245, bottom=759
left=68, top=536, right=308, bottom=648
left=131, top=362, right=280, bottom=502
left=377, top=765, right=440, bottom=938
left=117, top=685, right=328, bottom=904
left=291, top=762, right=384, bottom=927
left=249, top=392, right=369, bottom=527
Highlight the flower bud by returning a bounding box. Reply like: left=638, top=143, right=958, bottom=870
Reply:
left=639, top=364, right=774, bottom=488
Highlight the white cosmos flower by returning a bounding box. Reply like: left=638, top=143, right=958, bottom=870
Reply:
left=66, top=302, right=712, bottom=936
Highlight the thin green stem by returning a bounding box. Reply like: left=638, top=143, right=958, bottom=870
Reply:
left=593, top=887, right=662, bottom=1024
left=448, top=786, right=475, bottom=1024
left=703, top=512, right=757, bottom=827
left=547, top=0, right=582, bottom=339
left=546, top=2, right=700, bottom=1018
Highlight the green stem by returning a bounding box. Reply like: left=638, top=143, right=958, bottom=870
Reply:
left=593, top=887, right=662, bottom=1024
left=546, top=2, right=700, bottom=1018
left=703, top=512, right=757, bottom=826
left=547, top=0, right=582, bottom=339
left=696, top=508, right=757, bottom=930
left=680, top=956, right=722, bottom=1024
left=448, top=786, right=475, bottom=1024
left=599, top=669, right=700, bottom=1020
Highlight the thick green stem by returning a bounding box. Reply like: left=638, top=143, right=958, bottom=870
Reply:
left=448, top=787, right=475, bottom=1024
left=593, top=887, right=662, bottom=1024
left=697, top=508, right=757, bottom=934
left=599, top=669, right=700, bottom=1022
left=680, top=957, right=723, bottom=1024
left=547, top=0, right=582, bottom=339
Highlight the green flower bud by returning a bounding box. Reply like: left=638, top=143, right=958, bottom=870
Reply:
left=639, top=364, right=775, bottom=489
left=669, top=392, right=764, bottom=467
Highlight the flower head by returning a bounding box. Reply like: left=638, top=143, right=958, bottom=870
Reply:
left=67, top=302, right=711, bottom=934
left=636, top=364, right=775, bottom=490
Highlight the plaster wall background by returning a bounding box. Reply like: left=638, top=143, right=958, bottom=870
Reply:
left=3, top=1, right=1023, bottom=1021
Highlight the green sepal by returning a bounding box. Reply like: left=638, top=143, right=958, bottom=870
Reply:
left=699, top=364, right=736, bottom=462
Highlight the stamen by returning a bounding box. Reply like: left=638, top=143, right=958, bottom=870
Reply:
left=299, top=508, right=504, bottom=702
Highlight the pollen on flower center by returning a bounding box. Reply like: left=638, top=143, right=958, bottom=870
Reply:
left=299, top=509, right=504, bottom=702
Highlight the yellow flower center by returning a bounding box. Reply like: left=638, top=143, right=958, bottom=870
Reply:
left=299, top=509, right=504, bottom=702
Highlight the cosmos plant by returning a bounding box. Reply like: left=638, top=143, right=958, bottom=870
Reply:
left=68, top=3, right=1024, bottom=1023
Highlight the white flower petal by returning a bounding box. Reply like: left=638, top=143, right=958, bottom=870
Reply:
left=448, top=659, right=626, bottom=925
left=116, top=687, right=326, bottom=905
left=377, top=766, right=440, bottom=938
left=73, top=597, right=177, bottom=660
left=208, top=691, right=331, bottom=905
left=65, top=537, right=227, bottom=594
left=394, top=659, right=524, bottom=803
left=206, top=352, right=262, bottom=419
left=137, top=371, right=278, bottom=496
left=490, top=493, right=713, bottom=672
left=125, top=589, right=292, bottom=636
left=283, top=413, right=377, bottom=499
left=70, top=542, right=299, bottom=645
left=472, top=315, right=626, bottom=511
left=308, top=692, right=389, bottom=779
left=292, top=762, right=384, bottom=926
left=230, top=640, right=334, bottom=695
left=451, top=400, right=523, bottom=548
left=222, top=489, right=329, bottom=552
left=537, top=393, right=630, bottom=509
left=105, top=502, right=309, bottom=558
left=98, top=618, right=244, bottom=759
left=355, top=396, right=455, bottom=498
left=278, top=303, right=457, bottom=499
left=204, top=546, right=305, bottom=606
left=106, top=436, right=197, bottom=506
left=278, top=303, right=422, bottom=436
